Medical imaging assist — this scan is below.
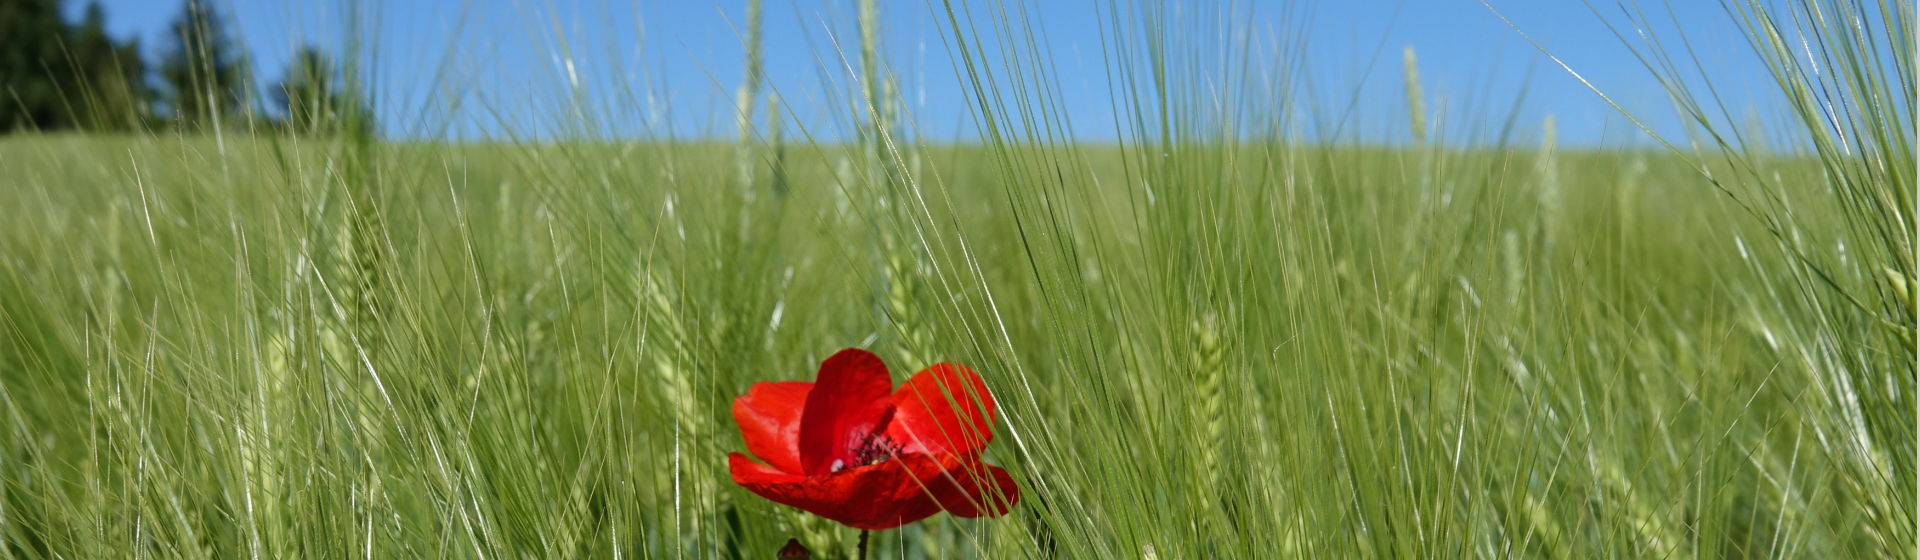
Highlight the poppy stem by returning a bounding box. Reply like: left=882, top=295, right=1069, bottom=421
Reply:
left=856, top=530, right=870, bottom=560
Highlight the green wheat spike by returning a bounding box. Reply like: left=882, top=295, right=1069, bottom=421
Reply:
left=767, top=92, right=788, bottom=197
left=1402, top=46, right=1426, bottom=144
left=1192, top=312, right=1225, bottom=497
left=734, top=0, right=764, bottom=193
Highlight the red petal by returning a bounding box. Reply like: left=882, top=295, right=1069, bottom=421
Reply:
left=798, top=348, right=896, bottom=476
left=733, top=381, right=813, bottom=475
left=917, top=455, right=1020, bottom=518
left=729, top=452, right=946, bottom=530
left=729, top=452, right=807, bottom=485
left=885, top=363, right=997, bottom=456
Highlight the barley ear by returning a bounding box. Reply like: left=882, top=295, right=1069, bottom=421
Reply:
left=1402, top=45, right=1426, bottom=144
left=1192, top=312, right=1225, bottom=495
left=734, top=0, right=765, bottom=192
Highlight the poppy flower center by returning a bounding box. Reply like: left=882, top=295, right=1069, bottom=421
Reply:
left=830, top=433, right=902, bottom=473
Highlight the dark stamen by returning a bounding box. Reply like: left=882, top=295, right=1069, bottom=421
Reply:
left=852, top=432, right=901, bottom=466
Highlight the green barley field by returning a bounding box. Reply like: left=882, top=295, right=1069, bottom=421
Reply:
left=0, top=0, right=1911, bottom=558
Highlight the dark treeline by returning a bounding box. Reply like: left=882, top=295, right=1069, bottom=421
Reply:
left=0, top=0, right=367, bottom=135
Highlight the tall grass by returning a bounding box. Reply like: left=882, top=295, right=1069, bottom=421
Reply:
left=1530, top=0, right=1916, bottom=554
left=0, top=0, right=1910, bottom=558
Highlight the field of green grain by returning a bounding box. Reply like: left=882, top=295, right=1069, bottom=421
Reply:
left=0, top=0, right=1911, bottom=558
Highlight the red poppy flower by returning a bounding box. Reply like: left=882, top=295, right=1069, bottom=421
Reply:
left=729, top=348, right=1021, bottom=530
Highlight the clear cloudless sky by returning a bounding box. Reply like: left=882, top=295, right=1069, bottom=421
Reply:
left=68, top=0, right=1777, bottom=145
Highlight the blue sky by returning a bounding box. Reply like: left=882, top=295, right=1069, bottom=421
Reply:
left=70, top=0, right=1775, bottom=144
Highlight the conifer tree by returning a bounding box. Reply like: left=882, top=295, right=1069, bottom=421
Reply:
left=274, top=46, right=368, bottom=135
left=159, top=0, right=249, bottom=130
left=70, top=2, right=152, bottom=131
left=0, top=0, right=73, bottom=131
